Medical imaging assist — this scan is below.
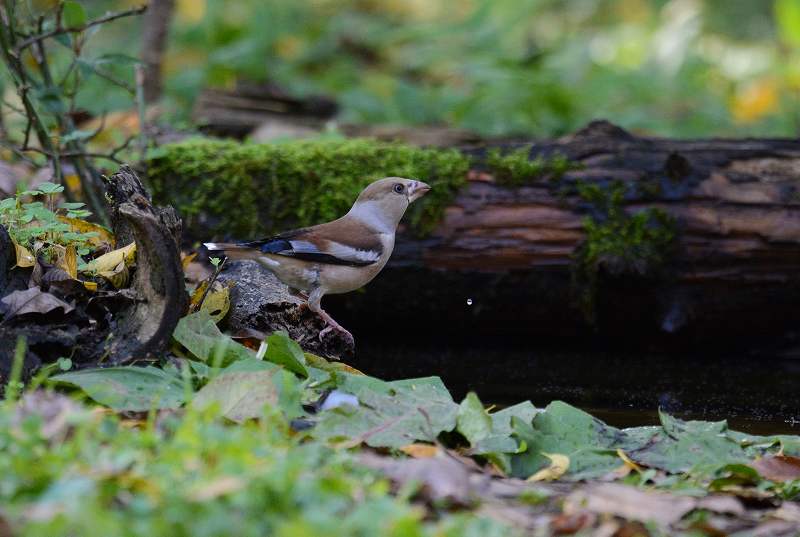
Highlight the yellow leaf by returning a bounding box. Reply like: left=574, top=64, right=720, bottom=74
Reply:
left=400, top=443, right=440, bottom=458
left=81, top=280, right=98, bottom=292
left=177, top=0, right=206, bottom=23
left=82, top=242, right=136, bottom=274
left=58, top=215, right=115, bottom=249
left=617, top=448, right=644, bottom=473
left=181, top=251, right=197, bottom=271
left=731, top=79, right=779, bottom=124
left=527, top=453, right=569, bottom=482
left=64, top=174, right=82, bottom=198
left=62, top=244, right=77, bottom=279
left=190, top=280, right=230, bottom=323
left=13, top=241, right=35, bottom=268
left=98, top=261, right=129, bottom=288
left=303, top=353, right=365, bottom=374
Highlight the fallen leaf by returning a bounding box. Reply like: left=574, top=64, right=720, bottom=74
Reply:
left=190, top=280, right=230, bottom=323
left=63, top=244, right=77, bottom=279
left=263, top=331, right=308, bottom=377
left=191, top=360, right=302, bottom=422
left=457, top=392, right=492, bottom=447
left=358, top=452, right=474, bottom=506
left=0, top=286, right=74, bottom=317
left=527, top=453, right=569, bottom=481
left=752, top=455, right=800, bottom=482
left=13, top=240, right=35, bottom=267
left=52, top=366, right=184, bottom=411
left=564, top=483, right=697, bottom=528
left=173, top=311, right=255, bottom=363
left=400, top=443, right=441, bottom=458
left=82, top=241, right=135, bottom=273
left=304, top=352, right=364, bottom=375
left=98, top=261, right=130, bottom=288
left=181, top=251, right=197, bottom=271
left=58, top=215, right=114, bottom=248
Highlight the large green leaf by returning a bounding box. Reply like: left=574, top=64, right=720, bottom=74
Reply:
left=62, top=1, right=87, bottom=28
left=263, top=331, right=308, bottom=377
left=456, top=392, right=492, bottom=446
left=626, top=411, right=751, bottom=475
left=173, top=311, right=254, bottom=364
left=510, top=401, right=655, bottom=481
left=192, top=360, right=302, bottom=422
left=312, top=374, right=458, bottom=448
left=52, top=367, right=184, bottom=411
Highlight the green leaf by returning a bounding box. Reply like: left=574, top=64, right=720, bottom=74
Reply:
left=509, top=401, right=655, bottom=481
left=62, top=1, right=87, bottom=28
left=456, top=392, right=491, bottom=446
left=173, top=311, right=254, bottom=364
left=192, top=360, right=302, bottom=422
left=263, top=331, right=308, bottom=377
left=93, top=53, right=142, bottom=65
left=37, top=182, right=64, bottom=195
left=313, top=374, right=458, bottom=448
left=776, top=0, right=800, bottom=47
left=61, top=129, right=94, bottom=143
left=52, top=366, right=184, bottom=411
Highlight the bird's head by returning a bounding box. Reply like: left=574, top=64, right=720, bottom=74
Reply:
left=348, top=177, right=431, bottom=232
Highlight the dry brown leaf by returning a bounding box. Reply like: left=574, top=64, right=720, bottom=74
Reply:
left=0, top=286, right=73, bottom=318
left=400, top=443, right=441, bottom=458
left=83, top=242, right=136, bottom=274
left=527, top=453, right=569, bottom=482
left=564, top=483, right=697, bottom=528
left=63, top=244, right=77, bottom=279
left=57, top=215, right=115, bottom=249
left=752, top=455, right=800, bottom=482
left=13, top=240, right=35, bottom=268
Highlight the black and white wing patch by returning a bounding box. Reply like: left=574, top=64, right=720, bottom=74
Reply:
left=244, top=236, right=382, bottom=267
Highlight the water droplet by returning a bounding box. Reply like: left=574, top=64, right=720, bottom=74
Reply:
left=466, top=298, right=473, bottom=306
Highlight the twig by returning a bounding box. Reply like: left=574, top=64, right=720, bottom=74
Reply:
left=14, top=6, right=147, bottom=54
left=193, top=258, right=227, bottom=312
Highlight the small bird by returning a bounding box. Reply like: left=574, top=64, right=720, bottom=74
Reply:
left=204, top=177, right=431, bottom=346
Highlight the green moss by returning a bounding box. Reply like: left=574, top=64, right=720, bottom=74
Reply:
left=485, top=146, right=580, bottom=186
left=145, top=137, right=470, bottom=239
left=571, top=181, right=678, bottom=322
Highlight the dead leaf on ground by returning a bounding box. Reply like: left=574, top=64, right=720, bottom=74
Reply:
left=528, top=453, right=570, bottom=482
left=58, top=215, right=114, bottom=249
left=564, top=483, right=697, bottom=528
left=400, top=443, right=441, bottom=458
left=82, top=242, right=135, bottom=274
left=752, top=455, right=800, bottom=482
left=12, top=390, right=87, bottom=440
left=98, top=261, right=130, bottom=288
left=358, top=452, right=474, bottom=506
left=190, top=280, right=231, bottom=323
left=0, top=286, right=74, bottom=318
left=13, top=240, right=35, bottom=268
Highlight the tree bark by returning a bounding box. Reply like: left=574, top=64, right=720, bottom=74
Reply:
left=328, top=121, right=800, bottom=349
left=140, top=0, right=175, bottom=104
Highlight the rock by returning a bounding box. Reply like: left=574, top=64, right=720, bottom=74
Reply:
left=217, top=260, right=354, bottom=359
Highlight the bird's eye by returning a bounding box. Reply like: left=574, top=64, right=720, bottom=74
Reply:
left=393, top=183, right=405, bottom=194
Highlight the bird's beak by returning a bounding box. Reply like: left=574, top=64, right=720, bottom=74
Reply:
left=408, top=180, right=431, bottom=202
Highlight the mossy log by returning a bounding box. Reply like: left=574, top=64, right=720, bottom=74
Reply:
left=148, top=121, right=800, bottom=349
left=333, top=121, right=800, bottom=348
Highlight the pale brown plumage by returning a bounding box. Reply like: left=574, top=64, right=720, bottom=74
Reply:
left=205, top=177, right=431, bottom=346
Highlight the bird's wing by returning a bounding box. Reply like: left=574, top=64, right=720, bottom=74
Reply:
left=242, top=218, right=384, bottom=267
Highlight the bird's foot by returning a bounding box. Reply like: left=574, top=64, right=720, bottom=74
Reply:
left=319, top=323, right=355, bottom=348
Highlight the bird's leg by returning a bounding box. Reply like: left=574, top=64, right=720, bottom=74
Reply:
left=307, top=287, right=354, bottom=347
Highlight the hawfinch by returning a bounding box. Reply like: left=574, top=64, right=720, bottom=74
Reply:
left=204, top=177, right=431, bottom=346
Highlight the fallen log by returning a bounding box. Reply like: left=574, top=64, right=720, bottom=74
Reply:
left=326, top=121, right=800, bottom=348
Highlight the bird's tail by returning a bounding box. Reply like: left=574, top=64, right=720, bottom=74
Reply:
left=203, top=242, right=259, bottom=261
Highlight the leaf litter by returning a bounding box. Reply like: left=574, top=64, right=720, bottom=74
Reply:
left=26, top=315, right=800, bottom=535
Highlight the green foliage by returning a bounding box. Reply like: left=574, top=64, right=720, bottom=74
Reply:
left=486, top=147, right=580, bottom=186
left=52, top=367, right=185, bottom=411
left=0, top=185, right=99, bottom=258
left=0, top=395, right=510, bottom=536
left=145, top=137, right=470, bottom=238
left=571, top=181, right=678, bottom=321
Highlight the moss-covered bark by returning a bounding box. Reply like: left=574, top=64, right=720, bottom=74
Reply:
left=145, top=138, right=470, bottom=240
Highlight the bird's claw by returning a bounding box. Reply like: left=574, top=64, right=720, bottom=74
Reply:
left=319, top=324, right=355, bottom=348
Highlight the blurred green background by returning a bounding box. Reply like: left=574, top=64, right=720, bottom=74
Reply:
left=14, top=0, right=800, bottom=138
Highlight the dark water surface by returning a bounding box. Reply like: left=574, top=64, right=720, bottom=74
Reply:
left=351, top=341, right=800, bottom=435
